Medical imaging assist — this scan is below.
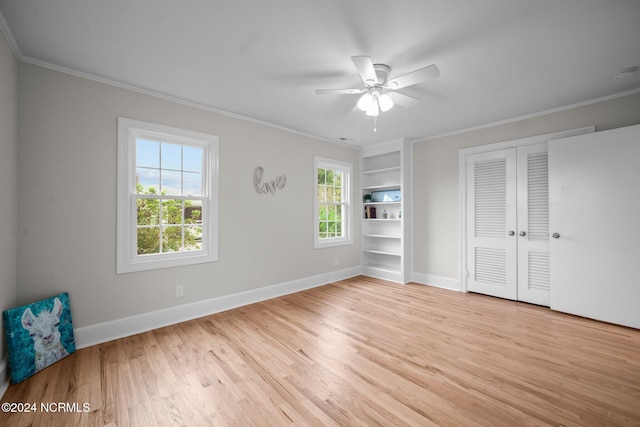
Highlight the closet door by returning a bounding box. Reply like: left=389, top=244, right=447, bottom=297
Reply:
left=516, top=143, right=550, bottom=306
left=549, top=124, right=640, bottom=328
left=466, top=149, right=517, bottom=300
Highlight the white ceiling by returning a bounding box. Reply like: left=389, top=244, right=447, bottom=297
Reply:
left=1, top=0, right=639, bottom=146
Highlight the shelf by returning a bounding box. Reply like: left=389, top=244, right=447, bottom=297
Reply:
left=363, top=184, right=401, bottom=191
left=361, top=142, right=409, bottom=284
left=364, top=234, right=401, bottom=239
left=363, top=201, right=400, bottom=205
left=362, top=166, right=401, bottom=175
left=363, top=249, right=401, bottom=257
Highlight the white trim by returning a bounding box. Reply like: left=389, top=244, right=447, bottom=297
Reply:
left=314, top=157, right=353, bottom=249
left=361, top=138, right=405, bottom=158
left=74, top=267, right=361, bottom=349
left=0, top=10, right=20, bottom=59
left=14, top=55, right=357, bottom=149
left=412, top=272, right=461, bottom=292
left=413, top=88, right=640, bottom=144
left=362, top=266, right=404, bottom=284
left=0, top=358, right=8, bottom=399
left=458, top=126, right=595, bottom=293
left=3, top=5, right=638, bottom=152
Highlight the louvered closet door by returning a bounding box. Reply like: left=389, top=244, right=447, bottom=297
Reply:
left=466, top=149, right=517, bottom=300
left=516, top=143, right=550, bottom=306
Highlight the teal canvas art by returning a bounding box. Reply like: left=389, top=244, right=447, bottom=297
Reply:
left=3, top=293, right=76, bottom=383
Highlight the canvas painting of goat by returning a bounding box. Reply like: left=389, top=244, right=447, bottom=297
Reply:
left=3, top=292, right=75, bottom=383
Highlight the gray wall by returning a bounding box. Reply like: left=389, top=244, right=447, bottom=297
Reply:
left=17, top=62, right=361, bottom=329
left=0, top=29, right=18, bottom=365
left=412, top=91, right=640, bottom=284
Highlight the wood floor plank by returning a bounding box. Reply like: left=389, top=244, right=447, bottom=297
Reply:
left=2, top=276, right=640, bottom=426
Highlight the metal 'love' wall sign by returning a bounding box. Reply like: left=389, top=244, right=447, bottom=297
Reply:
left=254, top=166, right=286, bottom=195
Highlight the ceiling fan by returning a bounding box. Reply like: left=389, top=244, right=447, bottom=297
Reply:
left=315, top=56, right=439, bottom=117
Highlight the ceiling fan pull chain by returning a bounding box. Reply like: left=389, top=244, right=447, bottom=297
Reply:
left=373, top=117, right=378, bottom=132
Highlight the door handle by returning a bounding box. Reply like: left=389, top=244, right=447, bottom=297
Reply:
left=552, top=233, right=560, bottom=239
left=519, top=231, right=527, bottom=237
left=508, top=231, right=515, bottom=236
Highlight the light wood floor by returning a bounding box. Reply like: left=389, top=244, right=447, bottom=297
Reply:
left=2, top=276, right=640, bottom=426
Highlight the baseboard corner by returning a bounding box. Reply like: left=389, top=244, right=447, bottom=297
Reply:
left=411, top=272, right=461, bottom=292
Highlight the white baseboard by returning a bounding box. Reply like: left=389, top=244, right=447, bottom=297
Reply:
left=0, top=358, right=8, bottom=399
left=411, top=272, right=461, bottom=292
left=74, top=266, right=361, bottom=349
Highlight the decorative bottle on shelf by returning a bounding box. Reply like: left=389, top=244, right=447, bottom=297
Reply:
left=399, top=211, right=401, bottom=219
left=383, top=210, right=387, bottom=219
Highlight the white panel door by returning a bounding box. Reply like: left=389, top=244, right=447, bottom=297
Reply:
left=549, top=124, right=640, bottom=329
left=466, top=149, right=517, bottom=300
left=516, top=143, right=550, bottom=306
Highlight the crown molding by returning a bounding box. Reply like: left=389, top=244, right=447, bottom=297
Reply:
left=412, top=87, right=640, bottom=144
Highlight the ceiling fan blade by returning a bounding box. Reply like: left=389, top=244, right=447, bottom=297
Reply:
left=351, top=56, right=378, bottom=85
left=387, top=91, right=420, bottom=108
left=386, top=64, right=439, bottom=89
left=315, top=88, right=364, bottom=95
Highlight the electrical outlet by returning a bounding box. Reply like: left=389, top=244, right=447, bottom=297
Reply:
left=175, top=285, right=184, bottom=298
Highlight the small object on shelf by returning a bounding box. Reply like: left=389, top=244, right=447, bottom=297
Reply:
left=371, top=189, right=401, bottom=202
left=364, top=194, right=371, bottom=203
left=399, top=211, right=402, bottom=219
left=383, top=210, right=388, bottom=219
left=365, top=206, right=376, bottom=219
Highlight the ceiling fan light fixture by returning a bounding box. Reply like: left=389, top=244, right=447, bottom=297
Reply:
left=365, top=99, right=380, bottom=117
left=378, top=93, right=394, bottom=112
left=357, top=93, right=374, bottom=111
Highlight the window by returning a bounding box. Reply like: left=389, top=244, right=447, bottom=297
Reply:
left=117, top=118, right=219, bottom=273
left=314, top=157, right=352, bottom=249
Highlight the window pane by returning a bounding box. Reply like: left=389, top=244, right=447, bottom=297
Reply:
left=162, top=226, right=183, bottom=252
left=319, top=221, right=327, bottom=233
left=326, top=169, right=334, bottom=185
left=317, top=168, right=326, bottom=185
left=137, top=198, right=160, bottom=225
left=328, top=205, right=337, bottom=221
left=183, top=172, right=202, bottom=196
left=137, top=227, right=160, bottom=255
left=326, top=187, right=335, bottom=202
left=186, top=226, right=203, bottom=250
left=163, top=200, right=183, bottom=225
left=319, top=205, right=327, bottom=221
left=136, top=168, right=160, bottom=193
left=185, top=200, right=202, bottom=224
left=334, top=187, right=343, bottom=203
left=136, top=139, right=159, bottom=168
left=161, top=143, right=182, bottom=170
left=334, top=170, right=343, bottom=186
left=183, top=146, right=202, bottom=173
left=317, top=186, right=326, bottom=203
left=161, top=170, right=181, bottom=195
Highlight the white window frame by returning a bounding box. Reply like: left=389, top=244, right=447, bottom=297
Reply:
left=314, top=156, right=353, bottom=249
left=117, top=117, right=219, bottom=273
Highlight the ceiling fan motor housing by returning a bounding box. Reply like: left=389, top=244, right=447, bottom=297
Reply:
left=372, top=64, right=391, bottom=86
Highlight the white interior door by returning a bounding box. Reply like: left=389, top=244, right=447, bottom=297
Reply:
left=466, top=149, right=517, bottom=300
left=549, top=124, right=640, bottom=329
left=516, top=143, right=550, bottom=306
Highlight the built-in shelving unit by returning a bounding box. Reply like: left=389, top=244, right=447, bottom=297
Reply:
left=361, top=139, right=411, bottom=283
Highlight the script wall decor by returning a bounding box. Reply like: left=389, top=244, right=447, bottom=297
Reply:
left=254, top=166, right=286, bottom=195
